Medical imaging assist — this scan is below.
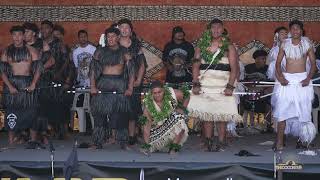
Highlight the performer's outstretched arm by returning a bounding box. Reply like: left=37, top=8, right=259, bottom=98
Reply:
left=89, top=50, right=101, bottom=95
left=192, top=47, right=201, bottom=95
left=64, top=58, right=76, bottom=88
left=134, top=50, right=146, bottom=87
left=0, top=50, right=18, bottom=94
left=126, top=75, right=134, bottom=96
left=224, top=44, right=239, bottom=96
left=142, top=108, right=153, bottom=143
left=275, top=45, right=288, bottom=86
left=89, top=66, right=98, bottom=95
left=301, top=46, right=317, bottom=86
left=43, top=55, right=55, bottom=69
left=162, top=44, right=172, bottom=71
left=124, top=52, right=134, bottom=96
left=55, top=44, right=69, bottom=79
left=27, top=46, right=41, bottom=91
left=42, top=41, right=55, bottom=70
left=174, top=89, right=190, bottom=109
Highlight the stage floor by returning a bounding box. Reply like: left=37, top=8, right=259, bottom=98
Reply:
left=0, top=132, right=320, bottom=179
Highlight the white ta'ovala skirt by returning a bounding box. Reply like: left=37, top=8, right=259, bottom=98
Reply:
left=187, top=70, right=242, bottom=123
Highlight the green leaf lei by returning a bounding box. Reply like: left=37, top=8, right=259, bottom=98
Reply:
left=144, top=86, right=174, bottom=124
left=179, top=84, right=190, bottom=100
left=167, top=143, right=182, bottom=152
left=138, top=116, right=148, bottom=126
left=197, top=30, right=230, bottom=64
left=141, top=143, right=151, bottom=149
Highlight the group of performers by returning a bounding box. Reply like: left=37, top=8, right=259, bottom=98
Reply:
left=1, top=20, right=75, bottom=149
left=0, top=18, right=318, bottom=154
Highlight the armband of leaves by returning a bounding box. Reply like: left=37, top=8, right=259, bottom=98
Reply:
left=138, top=116, right=148, bottom=126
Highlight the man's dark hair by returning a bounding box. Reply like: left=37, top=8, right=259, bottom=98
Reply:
left=53, top=24, right=65, bottom=35
left=274, top=26, right=288, bottom=34
left=208, top=18, right=223, bottom=29
left=289, top=20, right=304, bottom=30
left=105, top=27, right=120, bottom=36
left=78, top=30, right=88, bottom=37
left=252, top=49, right=268, bottom=59
left=171, top=26, right=185, bottom=40
left=23, top=22, right=39, bottom=34
left=10, top=25, right=25, bottom=34
left=150, top=80, right=164, bottom=89
left=118, top=18, right=133, bottom=31
left=41, top=20, right=54, bottom=28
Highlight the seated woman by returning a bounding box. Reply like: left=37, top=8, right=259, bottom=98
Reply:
left=140, top=80, right=189, bottom=155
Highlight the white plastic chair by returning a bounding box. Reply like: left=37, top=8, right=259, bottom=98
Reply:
left=71, top=90, right=94, bottom=132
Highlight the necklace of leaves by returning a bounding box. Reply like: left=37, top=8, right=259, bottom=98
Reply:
left=144, top=86, right=175, bottom=124
left=197, top=30, right=230, bottom=64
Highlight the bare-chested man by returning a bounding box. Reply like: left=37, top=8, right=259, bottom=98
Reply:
left=22, top=22, right=52, bottom=148
left=0, top=26, right=42, bottom=147
left=89, top=27, right=134, bottom=149
left=273, top=20, right=317, bottom=151
left=188, top=19, right=242, bottom=152
left=118, top=18, right=147, bottom=145
left=40, top=20, right=74, bottom=140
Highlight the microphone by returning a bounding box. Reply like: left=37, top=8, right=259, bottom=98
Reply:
left=49, top=139, right=55, bottom=153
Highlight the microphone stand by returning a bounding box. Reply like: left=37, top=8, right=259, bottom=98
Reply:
left=49, top=140, right=55, bottom=180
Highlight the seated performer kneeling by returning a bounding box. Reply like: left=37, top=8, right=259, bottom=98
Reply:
left=140, top=80, right=189, bottom=155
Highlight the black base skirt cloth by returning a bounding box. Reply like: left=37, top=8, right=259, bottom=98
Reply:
left=91, top=74, right=131, bottom=114
left=37, top=78, right=73, bottom=133
left=91, top=74, right=131, bottom=146
left=2, top=75, right=38, bottom=132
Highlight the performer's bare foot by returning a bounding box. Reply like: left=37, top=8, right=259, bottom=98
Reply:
left=204, top=138, right=214, bottom=152
left=12, top=136, right=19, bottom=143
left=212, top=142, right=225, bottom=152
left=1, top=145, right=16, bottom=150
left=200, top=143, right=207, bottom=151
left=88, top=144, right=102, bottom=150
left=169, top=150, right=178, bottom=155
left=47, top=126, right=55, bottom=137
left=88, top=145, right=98, bottom=150
left=106, top=137, right=116, bottom=145
left=140, top=143, right=151, bottom=156
left=13, top=136, right=26, bottom=145
left=25, top=141, right=46, bottom=149
left=273, top=144, right=284, bottom=152
left=42, top=135, right=49, bottom=145
left=139, top=148, right=150, bottom=156
left=2, top=141, right=16, bottom=150
left=120, top=144, right=131, bottom=151
left=296, top=140, right=308, bottom=149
